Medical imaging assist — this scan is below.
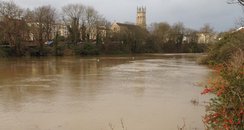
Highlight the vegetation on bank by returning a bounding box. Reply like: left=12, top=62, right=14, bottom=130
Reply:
left=201, top=1, right=244, bottom=128
left=200, top=29, right=244, bottom=129
left=0, top=41, right=208, bottom=57
left=200, top=31, right=244, bottom=65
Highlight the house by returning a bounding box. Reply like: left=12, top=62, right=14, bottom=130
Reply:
left=111, top=22, right=147, bottom=35
left=51, top=23, right=69, bottom=38
left=235, top=27, right=244, bottom=33
left=197, top=33, right=217, bottom=44
left=0, top=16, right=30, bottom=45
left=111, top=22, right=142, bottom=33
left=110, top=22, right=149, bottom=46
left=27, top=22, right=69, bottom=41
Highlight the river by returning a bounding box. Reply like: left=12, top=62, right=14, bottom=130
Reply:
left=0, top=54, right=210, bottom=130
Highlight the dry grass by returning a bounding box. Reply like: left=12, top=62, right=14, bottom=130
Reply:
left=229, top=48, right=244, bottom=71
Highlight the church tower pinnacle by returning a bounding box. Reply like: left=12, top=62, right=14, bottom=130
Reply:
left=136, top=6, right=146, bottom=29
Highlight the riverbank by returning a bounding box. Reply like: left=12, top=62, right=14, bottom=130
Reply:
left=0, top=41, right=207, bottom=58
left=199, top=30, right=244, bottom=129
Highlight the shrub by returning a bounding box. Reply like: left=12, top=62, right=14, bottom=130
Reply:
left=82, top=43, right=99, bottom=55
left=201, top=50, right=244, bottom=130
left=0, top=48, right=7, bottom=57
left=102, top=42, right=127, bottom=54
left=201, top=31, right=244, bottom=65
left=80, top=43, right=99, bottom=55
left=0, top=47, right=13, bottom=57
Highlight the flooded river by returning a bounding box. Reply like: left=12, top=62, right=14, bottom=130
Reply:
left=0, top=54, right=210, bottom=130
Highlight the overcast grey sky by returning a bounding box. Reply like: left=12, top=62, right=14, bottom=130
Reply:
left=9, top=0, right=244, bottom=32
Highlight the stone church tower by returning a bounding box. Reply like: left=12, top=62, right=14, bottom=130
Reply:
left=136, top=6, right=146, bottom=29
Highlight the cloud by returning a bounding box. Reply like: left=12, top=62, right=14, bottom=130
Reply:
left=8, top=0, right=244, bottom=31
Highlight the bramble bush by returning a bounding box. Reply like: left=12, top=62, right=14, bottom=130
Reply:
left=201, top=50, right=244, bottom=130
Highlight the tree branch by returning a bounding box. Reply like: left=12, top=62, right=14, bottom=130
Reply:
left=238, top=0, right=244, bottom=6
left=228, top=0, right=244, bottom=6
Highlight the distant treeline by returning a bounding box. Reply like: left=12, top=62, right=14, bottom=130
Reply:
left=0, top=1, right=215, bottom=57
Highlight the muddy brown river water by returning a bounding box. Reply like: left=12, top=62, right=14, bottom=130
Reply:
left=0, top=54, right=211, bottom=130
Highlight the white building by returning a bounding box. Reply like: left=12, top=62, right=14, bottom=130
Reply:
left=197, top=33, right=217, bottom=44
left=27, top=22, right=69, bottom=41
left=52, top=23, right=69, bottom=38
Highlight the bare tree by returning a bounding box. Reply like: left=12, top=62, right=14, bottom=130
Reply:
left=228, top=0, right=244, bottom=27
left=184, top=28, right=198, bottom=43
left=62, top=4, right=106, bottom=43
left=151, top=22, right=171, bottom=43
left=84, top=6, right=100, bottom=41
left=0, top=0, right=29, bottom=55
left=238, top=0, right=244, bottom=5
left=171, top=22, right=185, bottom=34
left=0, top=0, right=23, bottom=19
left=170, top=22, right=185, bottom=47
left=228, top=0, right=244, bottom=6
left=95, top=16, right=111, bottom=43
left=235, top=17, right=244, bottom=27
left=62, top=4, right=85, bottom=23
left=62, top=4, right=85, bottom=43
left=199, top=24, right=215, bottom=43
left=23, top=8, right=34, bottom=21
left=200, top=24, right=214, bottom=34
left=30, top=5, right=57, bottom=54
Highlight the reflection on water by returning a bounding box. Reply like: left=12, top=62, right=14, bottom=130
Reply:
left=0, top=54, right=210, bottom=130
